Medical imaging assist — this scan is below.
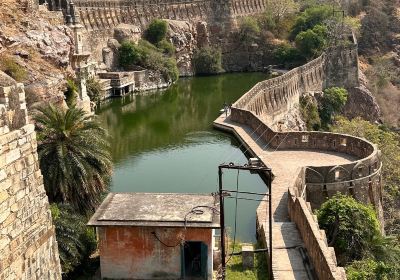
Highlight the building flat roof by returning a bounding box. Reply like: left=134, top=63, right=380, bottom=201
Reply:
left=88, top=193, right=220, bottom=228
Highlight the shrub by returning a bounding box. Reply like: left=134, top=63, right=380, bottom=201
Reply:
left=273, top=43, right=304, bottom=68
left=0, top=56, right=27, bottom=82
left=331, top=117, right=400, bottom=235
left=145, top=19, right=168, bottom=44
left=317, top=194, right=381, bottom=265
left=137, top=40, right=179, bottom=82
left=295, top=24, right=328, bottom=60
left=238, top=17, right=260, bottom=44
left=346, top=258, right=399, bottom=280
left=65, top=79, right=78, bottom=107
left=300, top=95, right=321, bottom=130
left=192, top=47, right=223, bottom=75
left=86, top=77, right=102, bottom=103
left=118, top=41, right=141, bottom=70
left=118, top=40, right=179, bottom=82
left=156, top=39, right=175, bottom=56
left=319, top=87, right=348, bottom=128
left=51, top=204, right=97, bottom=275
left=290, top=4, right=334, bottom=39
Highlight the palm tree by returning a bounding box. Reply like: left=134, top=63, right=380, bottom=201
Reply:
left=34, top=104, right=112, bottom=212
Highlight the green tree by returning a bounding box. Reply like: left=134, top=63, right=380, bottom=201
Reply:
left=300, top=95, right=321, bottom=130
left=51, top=204, right=97, bottom=276
left=34, top=105, right=112, bottom=212
left=346, top=258, right=399, bottom=280
left=319, top=87, right=348, bottom=128
left=295, top=24, right=328, bottom=59
left=290, top=4, right=333, bottom=39
left=273, top=43, right=304, bottom=68
left=331, top=117, right=400, bottom=235
left=317, top=194, right=382, bottom=265
left=193, top=47, right=223, bottom=75
left=118, top=41, right=141, bottom=70
left=145, top=19, right=168, bottom=45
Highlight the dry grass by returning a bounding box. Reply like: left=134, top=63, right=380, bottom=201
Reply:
left=375, top=84, right=400, bottom=128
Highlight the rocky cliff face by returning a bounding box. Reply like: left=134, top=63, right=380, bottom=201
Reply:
left=343, top=71, right=382, bottom=123
left=0, top=1, right=74, bottom=107
left=166, top=20, right=197, bottom=77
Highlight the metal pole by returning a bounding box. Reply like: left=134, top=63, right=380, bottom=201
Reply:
left=268, top=171, right=273, bottom=279
left=218, top=166, right=226, bottom=279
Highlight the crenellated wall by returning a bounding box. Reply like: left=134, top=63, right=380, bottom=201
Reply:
left=227, top=43, right=383, bottom=279
left=235, top=55, right=325, bottom=129
left=0, top=77, right=61, bottom=279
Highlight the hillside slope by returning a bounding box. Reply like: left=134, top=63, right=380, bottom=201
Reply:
left=0, top=0, right=73, bottom=106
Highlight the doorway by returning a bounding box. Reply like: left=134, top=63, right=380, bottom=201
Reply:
left=181, top=241, right=208, bottom=280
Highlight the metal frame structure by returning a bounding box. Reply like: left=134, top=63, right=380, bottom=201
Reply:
left=218, top=163, right=273, bottom=279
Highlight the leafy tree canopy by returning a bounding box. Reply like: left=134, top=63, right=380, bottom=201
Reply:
left=145, top=19, right=168, bottom=45
left=331, top=117, right=400, bottom=236
left=295, top=24, right=328, bottom=60
left=319, top=87, right=348, bottom=128
left=34, top=105, right=112, bottom=212
left=290, top=4, right=334, bottom=39
left=317, top=194, right=382, bottom=265
left=193, top=47, right=224, bottom=75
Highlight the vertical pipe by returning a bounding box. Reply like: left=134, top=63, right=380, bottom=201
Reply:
left=268, top=171, right=273, bottom=279
left=218, top=166, right=226, bottom=279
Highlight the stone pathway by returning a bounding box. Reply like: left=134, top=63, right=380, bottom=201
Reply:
left=214, top=115, right=355, bottom=280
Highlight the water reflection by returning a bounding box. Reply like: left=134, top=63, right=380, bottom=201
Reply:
left=97, top=73, right=268, bottom=241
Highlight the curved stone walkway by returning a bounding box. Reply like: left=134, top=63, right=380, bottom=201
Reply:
left=214, top=114, right=356, bottom=280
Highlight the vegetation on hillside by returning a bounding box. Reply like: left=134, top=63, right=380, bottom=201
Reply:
left=300, top=87, right=348, bottom=130
left=86, top=77, right=103, bottom=103
left=118, top=40, right=179, bottom=82
left=192, top=47, right=224, bottom=75
left=317, top=194, right=400, bottom=278
left=331, top=117, right=400, bottom=236
left=0, top=56, right=27, bottom=82
left=145, top=19, right=168, bottom=45
left=64, top=79, right=78, bottom=107
left=319, top=87, right=348, bottom=129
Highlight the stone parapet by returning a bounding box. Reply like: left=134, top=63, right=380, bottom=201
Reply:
left=0, top=82, right=61, bottom=279
left=288, top=171, right=347, bottom=280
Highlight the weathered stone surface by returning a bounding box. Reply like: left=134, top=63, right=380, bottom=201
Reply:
left=114, top=23, right=141, bottom=44
left=0, top=80, right=61, bottom=279
left=343, top=72, right=382, bottom=123
left=166, top=20, right=197, bottom=76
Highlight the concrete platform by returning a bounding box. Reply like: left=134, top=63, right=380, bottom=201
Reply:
left=214, top=114, right=356, bottom=279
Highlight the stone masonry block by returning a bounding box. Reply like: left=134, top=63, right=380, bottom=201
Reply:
left=242, top=245, right=254, bottom=269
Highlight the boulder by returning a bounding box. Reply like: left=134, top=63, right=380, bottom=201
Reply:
left=114, top=24, right=141, bottom=43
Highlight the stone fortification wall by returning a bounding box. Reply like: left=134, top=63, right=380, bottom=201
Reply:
left=228, top=0, right=266, bottom=16
left=288, top=170, right=347, bottom=280
left=0, top=78, right=61, bottom=279
left=235, top=55, right=325, bottom=130
left=73, top=0, right=217, bottom=30
left=229, top=44, right=383, bottom=277
left=230, top=108, right=383, bottom=279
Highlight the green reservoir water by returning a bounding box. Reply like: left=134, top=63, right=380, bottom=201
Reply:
left=97, top=73, right=268, bottom=242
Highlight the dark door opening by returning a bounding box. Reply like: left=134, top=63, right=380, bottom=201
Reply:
left=182, top=241, right=208, bottom=280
